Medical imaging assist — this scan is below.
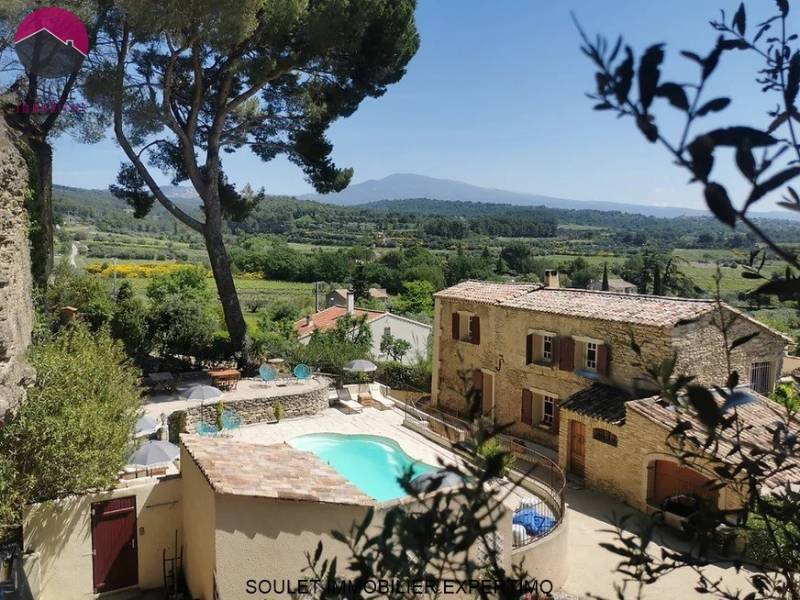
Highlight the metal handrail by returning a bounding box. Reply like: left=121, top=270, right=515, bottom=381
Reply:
left=399, top=398, right=567, bottom=548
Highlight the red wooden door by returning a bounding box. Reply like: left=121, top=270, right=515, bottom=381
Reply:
left=569, top=421, right=586, bottom=477
left=91, top=497, right=138, bottom=593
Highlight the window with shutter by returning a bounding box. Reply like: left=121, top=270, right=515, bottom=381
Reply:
left=542, top=335, right=553, bottom=362
left=525, top=334, right=533, bottom=365
left=551, top=402, right=561, bottom=434
left=542, top=395, right=555, bottom=426
left=472, top=369, right=483, bottom=390
left=470, top=316, right=480, bottom=345
left=559, top=337, right=575, bottom=371
left=451, top=312, right=460, bottom=340
left=521, top=389, right=533, bottom=425
left=597, top=344, right=610, bottom=376
left=585, top=342, right=598, bottom=370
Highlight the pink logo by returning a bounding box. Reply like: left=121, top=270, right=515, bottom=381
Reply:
left=14, top=7, right=88, bottom=78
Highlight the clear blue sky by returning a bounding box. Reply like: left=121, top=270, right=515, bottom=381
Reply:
left=52, top=1, right=778, bottom=209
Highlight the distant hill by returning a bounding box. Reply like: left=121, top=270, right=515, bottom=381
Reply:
left=54, top=184, right=202, bottom=214
left=301, top=173, right=799, bottom=221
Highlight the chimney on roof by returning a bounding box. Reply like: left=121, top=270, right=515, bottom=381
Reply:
left=544, top=270, right=560, bottom=288
left=347, top=289, right=355, bottom=315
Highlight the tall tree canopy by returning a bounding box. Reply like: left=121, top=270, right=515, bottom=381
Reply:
left=0, top=1, right=110, bottom=283
left=85, top=0, right=419, bottom=356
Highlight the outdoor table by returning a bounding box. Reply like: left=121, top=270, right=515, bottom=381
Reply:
left=208, top=368, right=241, bottom=391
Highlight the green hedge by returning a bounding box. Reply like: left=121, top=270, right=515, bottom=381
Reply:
left=375, top=360, right=431, bottom=392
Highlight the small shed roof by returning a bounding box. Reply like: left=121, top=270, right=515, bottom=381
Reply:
left=560, top=383, right=632, bottom=425
left=181, top=436, right=373, bottom=506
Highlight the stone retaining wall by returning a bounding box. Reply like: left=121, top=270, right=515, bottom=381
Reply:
left=0, top=118, right=34, bottom=419
left=183, top=377, right=331, bottom=430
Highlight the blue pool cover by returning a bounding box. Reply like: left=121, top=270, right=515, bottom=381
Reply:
left=512, top=508, right=556, bottom=537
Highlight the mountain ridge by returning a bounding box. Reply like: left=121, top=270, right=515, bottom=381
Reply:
left=300, top=173, right=799, bottom=221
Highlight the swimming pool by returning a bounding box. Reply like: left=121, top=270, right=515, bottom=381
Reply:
left=288, top=433, right=437, bottom=502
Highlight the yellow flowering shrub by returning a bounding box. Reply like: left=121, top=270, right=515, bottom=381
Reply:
left=85, top=262, right=211, bottom=279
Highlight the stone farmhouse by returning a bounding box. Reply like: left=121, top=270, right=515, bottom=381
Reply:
left=431, top=277, right=795, bottom=512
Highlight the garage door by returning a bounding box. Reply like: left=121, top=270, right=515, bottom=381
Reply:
left=651, top=460, right=717, bottom=506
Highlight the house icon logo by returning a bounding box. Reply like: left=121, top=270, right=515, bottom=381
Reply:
left=14, top=7, right=88, bottom=79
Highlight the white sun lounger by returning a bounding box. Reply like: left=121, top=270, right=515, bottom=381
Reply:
left=368, top=383, right=394, bottom=410
left=337, top=388, right=362, bottom=413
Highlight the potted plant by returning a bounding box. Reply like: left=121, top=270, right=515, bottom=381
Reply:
left=274, top=402, right=285, bottom=422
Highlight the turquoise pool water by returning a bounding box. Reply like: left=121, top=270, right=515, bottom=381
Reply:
left=288, top=433, right=437, bottom=502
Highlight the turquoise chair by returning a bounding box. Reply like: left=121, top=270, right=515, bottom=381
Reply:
left=293, top=363, right=312, bottom=380
left=196, top=421, right=218, bottom=437
left=259, top=364, right=277, bottom=384
left=221, top=410, right=243, bottom=431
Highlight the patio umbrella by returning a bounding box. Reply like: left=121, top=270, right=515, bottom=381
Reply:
left=127, top=440, right=179, bottom=468
left=343, top=359, right=378, bottom=373
left=409, top=469, right=464, bottom=494
left=134, top=414, right=162, bottom=438
left=183, top=384, right=222, bottom=401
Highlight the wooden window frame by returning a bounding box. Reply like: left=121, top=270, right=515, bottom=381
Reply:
left=541, top=395, right=556, bottom=427
left=585, top=341, right=598, bottom=371
left=542, top=335, right=553, bottom=362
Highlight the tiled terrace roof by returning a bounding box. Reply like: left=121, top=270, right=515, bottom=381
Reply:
left=560, top=383, right=632, bottom=425
left=627, top=393, right=800, bottom=492
left=294, top=305, right=385, bottom=338
left=181, top=436, right=373, bottom=506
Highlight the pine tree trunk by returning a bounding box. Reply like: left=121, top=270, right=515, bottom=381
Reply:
left=204, top=215, right=250, bottom=361
left=26, top=137, right=53, bottom=285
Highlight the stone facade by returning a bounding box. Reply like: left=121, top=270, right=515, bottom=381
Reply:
left=672, top=311, right=787, bottom=388
left=557, top=407, right=746, bottom=513
left=431, top=280, right=788, bottom=511
left=183, top=378, right=330, bottom=430
left=432, top=288, right=788, bottom=451
left=0, top=119, right=34, bottom=419
left=433, top=295, right=675, bottom=448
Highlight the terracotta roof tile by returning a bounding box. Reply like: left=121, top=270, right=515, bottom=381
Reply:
left=434, top=281, right=539, bottom=305
left=627, top=392, right=800, bottom=491
left=504, top=288, right=717, bottom=327
left=181, top=436, right=373, bottom=505
left=294, top=305, right=385, bottom=338
left=436, top=280, right=720, bottom=327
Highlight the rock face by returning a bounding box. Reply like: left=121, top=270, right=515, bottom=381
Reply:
left=0, top=119, right=34, bottom=418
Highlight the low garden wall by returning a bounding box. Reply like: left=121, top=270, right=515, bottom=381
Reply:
left=183, top=377, right=331, bottom=431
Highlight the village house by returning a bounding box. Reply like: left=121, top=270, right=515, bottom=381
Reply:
left=431, top=275, right=793, bottom=510
left=296, top=290, right=431, bottom=364
left=587, top=277, right=637, bottom=294
left=326, top=286, right=389, bottom=308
